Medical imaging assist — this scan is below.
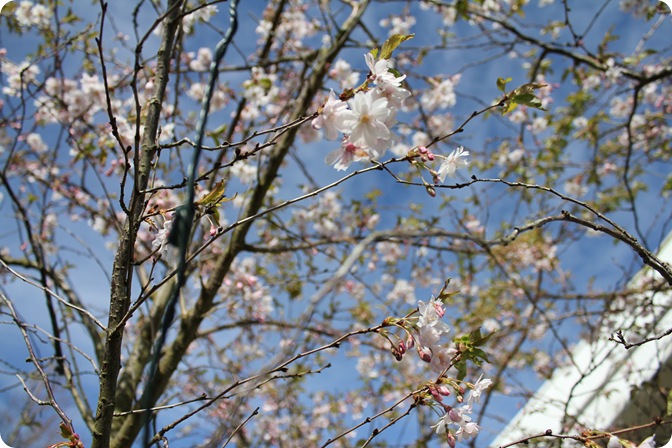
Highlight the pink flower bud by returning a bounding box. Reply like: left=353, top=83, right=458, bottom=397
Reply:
left=419, top=146, right=428, bottom=154
left=418, top=347, right=432, bottom=363
left=448, top=408, right=462, bottom=423
left=430, top=387, right=444, bottom=402
left=391, top=347, right=403, bottom=361
left=406, top=337, right=415, bottom=350
left=427, top=152, right=435, bottom=161
left=398, top=341, right=406, bottom=354
left=436, top=385, right=451, bottom=396
left=446, top=431, right=456, bottom=448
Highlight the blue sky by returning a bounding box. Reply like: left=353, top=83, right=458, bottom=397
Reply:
left=0, top=0, right=671, bottom=447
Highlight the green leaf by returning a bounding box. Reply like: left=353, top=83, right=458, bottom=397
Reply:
left=62, top=9, right=81, bottom=24
left=455, top=360, right=467, bottom=381
left=501, top=101, right=518, bottom=115
left=455, top=0, right=469, bottom=19
left=511, top=92, right=545, bottom=110
left=497, top=81, right=548, bottom=113
left=515, top=82, right=547, bottom=95
left=474, top=329, right=496, bottom=347
left=196, top=180, right=236, bottom=229
left=258, top=78, right=273, bottom=91
left=208, top=208, right=221, bottom=228
left=388, top=67, right=403, bottom=79
left=437, top=289, right=460, bottom=301
left=496, top=77, right=512, bottom=92
left=197, top=180, right=226, bottom=207
left=417, top=48, right=429, bottom=65
left=379, top=33, right=414, bottom=60
left=209, top=123, right=228, bottom=146
left=471, top=347, right=490, bottom=364
left=663, top=173, right=672, bottom=194
left=453, top=329, right=492, bottom=368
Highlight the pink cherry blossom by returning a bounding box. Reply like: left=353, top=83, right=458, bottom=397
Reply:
left=325, top=138, right=370, bottom=171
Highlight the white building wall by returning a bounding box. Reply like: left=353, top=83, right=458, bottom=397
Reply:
left=491, top=233, right=672, bottom=447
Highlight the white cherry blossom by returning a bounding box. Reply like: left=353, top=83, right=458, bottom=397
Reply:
left=436, top=146, right=470, bottom=182
left=364, top=53, right=392, bottom=84
left=466, top=375, right=494, bottom=407
left=152, top=218, right=173, bottom=255
left=337, top=90, right=391, bottom=153
left=421, top=75, right=461, bottom=111
left=312, top=90, right=348, bottom=140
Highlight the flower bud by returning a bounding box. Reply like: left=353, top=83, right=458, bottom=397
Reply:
left=418, top=347, right=432, bottom=363
left=448, top=408, right=462, bottom=423
left=429, top=386, right=443, bottom=402
left=436, top=385, right=451, bottom=396
left=607, top=436, right=621, bottom=448
left=446, top=431, right=456, bottom=448
left=425, top=185, right=436, bottom=197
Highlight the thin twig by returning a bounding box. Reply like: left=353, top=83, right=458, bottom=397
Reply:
left=149, top=323, right=384, bottom=445
left=114, top=394, right=208, bottom=416
left=222, top=407, right=260, bottom=448
left=1, top=292, right=74, bottom=430
left=0, top=258, right=106, bottom=330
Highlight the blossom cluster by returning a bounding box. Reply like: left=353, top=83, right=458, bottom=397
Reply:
left=312, top=53, right=410, bottom=170
left=392, top=297, right=492, bottom=446
left=413, top=298, right=455, bottom=373
left=153, top=4, right=218, bottom=36
left=431, top=375, right=493, bottom=447
left=256, top=2, right=319, bottom=54
left=14, top=1, right=52, bottom=28
left=312, top=51, right=470, bottom=183
left=220, top=257, right=274, bottom=321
